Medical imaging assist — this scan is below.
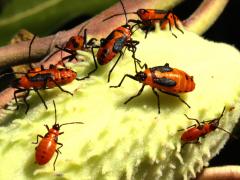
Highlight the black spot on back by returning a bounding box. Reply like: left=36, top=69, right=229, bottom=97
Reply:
left=150, top=65, right=173, bottom=73
left=153, top=77, right=176, bottom=87
left=29, top=73, right=52, bottom=82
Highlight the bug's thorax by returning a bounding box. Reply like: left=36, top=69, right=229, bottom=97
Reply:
left=46, top=125, right=60, bottom=137
left=116, top=25, right=131, bottom=40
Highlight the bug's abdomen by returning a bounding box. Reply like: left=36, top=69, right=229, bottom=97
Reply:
left=35, top=138, right=56, bottom=165
left=97, top=45, right=117, bottom=65
left=181, top=127, right=202, bottom=142
left=50, top=69, right=77, bottom=86
left=145, top=68, right=195, bottom=93
left=65, top=36, right=84, bottom=51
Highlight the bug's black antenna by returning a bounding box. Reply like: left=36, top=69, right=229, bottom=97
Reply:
left=60, top=121, right=84, bottom=128
left=119, top=0, right=128, bottom=24
left=53, top=100, right=57, bottom=125
left=103, top=11, right=136, bottom=22
left=29, top=35, right=36, bottom=59
left=0, top=72, right=27, bottom=78
left=28, top=35, right=37, bottom=69
left=217, top=106, right=226, bottom=121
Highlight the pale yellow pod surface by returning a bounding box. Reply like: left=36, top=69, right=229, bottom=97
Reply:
left=0, top=27, right=240, bottom=180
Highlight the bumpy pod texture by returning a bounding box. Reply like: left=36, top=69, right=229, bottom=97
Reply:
left=0, top=27, right=240, bottom=180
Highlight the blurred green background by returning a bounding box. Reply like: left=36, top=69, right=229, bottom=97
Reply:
left=0, top=0, right=118, bottom=46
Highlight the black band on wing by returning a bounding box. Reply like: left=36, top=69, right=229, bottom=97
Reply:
left=150, top=65, right=173, bottom=73
left=153, top=77, right=176, bottom=86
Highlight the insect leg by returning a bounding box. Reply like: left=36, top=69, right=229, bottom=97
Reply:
left=173, top=14, right=184, bottom=34
left=86, top=38, right=98, bottom=48
left=152, top=88, right=160, bottom=114
left=55, top=45, right=76, bottom=64
left=107, top=51, right=124, bottom=82
left=14, top=88, right=27, bottom=110
left=110, top=74, right=136, bottom=88
left=61, top=54, right=75, bottom=63
left=32, top=134, right=43, bottom=144
left=50, top=78, right=73, bottom=96
left=53, top=142, right=63, bottom=171
left=44, top=124, right=50, bottom=131
left=55, top=45, right=74, bottom=54
left=22, top=90, right=30, bottom=114
left=144, top=26, right=151, bottom=39
left=163, top=12, right=177, bottom=38
left=84, top=28, right=98, bottom=48
left=141, top=20, right=155, bottom=38
left=128, top=19, right=143, bottom=30
left=34, top=89, right=48, bottom=110
left=184, top=114, right=201, bottom=126
left=159, top=90, right=191, bottom=108
left=76, top=46, right=98, bottom=81
left=126, top=40, right=143, bottom=73
left=124, top=84, right=145, bottom=104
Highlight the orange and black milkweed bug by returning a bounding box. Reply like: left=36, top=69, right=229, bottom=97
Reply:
left=110, top=63, right=195, bottom=113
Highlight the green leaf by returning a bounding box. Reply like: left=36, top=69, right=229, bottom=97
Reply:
left=0, top=0, right=118, bottom=46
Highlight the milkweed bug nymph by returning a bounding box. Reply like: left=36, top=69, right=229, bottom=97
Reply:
left=110, top=63, right=195, bottom=113
left=32, top=100, right=83, bottom=170
left=180, top=107, right=237, bottom=147
left=0, top=36, right=81, bottom=114
left=80, top=0, right=141, bottom=82
left=55, top=21, right=97, bottom=65
left=104, top=8, right=183, bottom=38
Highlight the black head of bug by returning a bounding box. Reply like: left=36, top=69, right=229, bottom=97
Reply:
left=137, top=9, right=148, bottom=16
left=52, top=124, right=60, bottom=131
left=135, top=71, right=147, bottom=82
left=11, top=78, right=21, bottom=88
